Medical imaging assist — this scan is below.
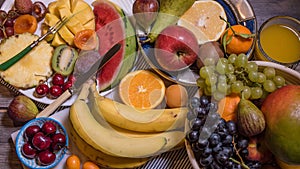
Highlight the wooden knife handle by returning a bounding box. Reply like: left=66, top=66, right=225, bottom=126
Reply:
left=36, top=90, right=72, bottom=118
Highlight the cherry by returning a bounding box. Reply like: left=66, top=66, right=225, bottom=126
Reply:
left=67, top=74, right=76, bottom=84
left=62, top=81, right=73, bottom=91
left=41, top=121, right=57, bottom=135
left=34, top=83, right=49, bottom=98
left=31, top=132, right=52, bottom=151
left=37, top=150, right=56, bottom=166
left=24, top=125, right=41, bottom=140
left=51, top=133, right=66, bottom=151
left=21, top=142, right=37, bottom=159
left=52, top=73, right=65, bottom=86
left=48, top=85, right=63, bottom=99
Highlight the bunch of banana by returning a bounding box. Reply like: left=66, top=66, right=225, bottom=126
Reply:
left=69, top=82, right=187, bottom=168
left=42, top=0, right=95, bottom=46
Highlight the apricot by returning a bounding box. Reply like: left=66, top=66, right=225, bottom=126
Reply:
left=83, top=161, right=100, bottom=169
left=14, top=14, right=37, bottom=34
left=165, top=84, right=188, bottom=108
left=74, top=29, right=97, bottom=50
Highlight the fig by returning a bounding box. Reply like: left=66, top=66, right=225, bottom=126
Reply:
left=7, top=95, right=39, bottom=126
left=237, top=95, right=265, bottom=137
left=51, top=45, right=78, bottom=76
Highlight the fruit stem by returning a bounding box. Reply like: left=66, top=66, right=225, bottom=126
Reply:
left=231, top=136, right=250, bottom=169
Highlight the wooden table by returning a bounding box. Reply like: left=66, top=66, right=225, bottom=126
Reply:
left=0, top=0, right=299, bottom=168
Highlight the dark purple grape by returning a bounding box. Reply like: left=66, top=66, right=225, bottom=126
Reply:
left=214, top=150, right=229, bottom=165
left=197, top=139, right=209, bottom=149
left=4, top=18, right=14, bottom=27
left=237, top=139, right=248, bottom=149
left=186, top=130, right=199, bottom=143
left=5, top=27, right=14, bottom=37
left=189, top=97, right=200, bottom=109
left=240, top=148, right=249, bottom=157
left=222, top=134, right=233, bottom=145
left=200, top=95, right=210, bottom=106
left=226, top=120, right=237, bottom=135
left=191, top=118, right=203, bottom=130
left=212, top=143, right=223, bottom=153
left=199, top=154, right=213, bottom=167
left=209, top=133, right=221, bottom=147
left=187, top=111, right=196, bottom=120
left=201, top=147, right=212, bottom=158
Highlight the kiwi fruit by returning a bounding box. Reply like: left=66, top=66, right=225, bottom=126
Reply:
left=51, top=44, right=78, bottom=76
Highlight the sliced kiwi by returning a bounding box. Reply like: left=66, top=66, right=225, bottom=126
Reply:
left=51, top=44, right=78, bottom=76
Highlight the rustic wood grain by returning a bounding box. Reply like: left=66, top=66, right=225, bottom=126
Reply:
left=0, top=0, right=300, bottom=168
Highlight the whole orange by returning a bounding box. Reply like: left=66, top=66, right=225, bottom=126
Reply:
left=222, top=24, right=254, bottom=54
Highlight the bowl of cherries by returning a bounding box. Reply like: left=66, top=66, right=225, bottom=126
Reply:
left=15, top=117, right=68, bottom=169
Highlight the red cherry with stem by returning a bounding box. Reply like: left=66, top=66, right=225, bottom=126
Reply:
left=37, top=150, right=56, bottom=166
left=48, top=85, right=63, bottom=98
left=21, top=142, right=37, bottom=159
left=67, top=74, right=76, bottom=84
left=41, top=121, right=57, bottom=135
left=31, top=132, right=52, bottom=151
left=62, top=81, right=72, bottom=91
left=34, top=83, right=49, bottom=98
left=24, top=125, right=41, bottom=140
left=51, top=133, right=66, bottom=151
left=52, top=73, right=65, bottom=86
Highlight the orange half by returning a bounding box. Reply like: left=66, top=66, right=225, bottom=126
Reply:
left=119, top=70, right=165, bottom=109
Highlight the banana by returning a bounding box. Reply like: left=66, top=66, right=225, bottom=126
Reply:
left=69, top=84, right=168, bottom=158
left=68, top=123, right=149, bottom=168
left=90, top=85, right=188, bottom=132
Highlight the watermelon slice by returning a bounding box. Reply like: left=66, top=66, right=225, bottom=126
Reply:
left=93, top=0, right=136, bottom=91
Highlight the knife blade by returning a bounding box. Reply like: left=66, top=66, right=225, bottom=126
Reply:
left=36, top=43, right=121, bottom=118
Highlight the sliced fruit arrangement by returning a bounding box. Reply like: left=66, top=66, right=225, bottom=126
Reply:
left=42, top=0, right=95, bottom=47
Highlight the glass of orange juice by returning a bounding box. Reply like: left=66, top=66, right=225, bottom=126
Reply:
left=255, top=16, right=300, bottom=69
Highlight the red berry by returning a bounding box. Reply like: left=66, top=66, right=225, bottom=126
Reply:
left=48, top=85, right=63, bottom=98
left=41, top=121, right=57, bottom=135
left=37, top=150, right=56, bottom=166
left=51, top=133, right=66, bottom=151
left=62, top=81, right=72, bottom=91
left=31, top=132, right=52, bottom=151
left=22, top=142, right=37, bottom=159
left=52, top=73, right=65, bottom=86
left=34, top=83, right=49, bottom=98
left=67, top=74, right=76, bottom=84
left=24, top=125, right=41, bottom=140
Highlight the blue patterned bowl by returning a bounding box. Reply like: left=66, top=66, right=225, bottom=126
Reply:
left=15, top=117, right=68, bottom=169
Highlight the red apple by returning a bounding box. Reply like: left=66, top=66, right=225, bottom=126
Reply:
left=154, top=25, right=199, bottom=71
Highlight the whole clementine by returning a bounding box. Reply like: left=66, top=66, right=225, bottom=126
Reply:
left=222, top=24, right=254, bottom=54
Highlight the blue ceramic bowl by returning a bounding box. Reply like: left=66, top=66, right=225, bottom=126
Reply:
left=15, top=117, right=68, bottom=169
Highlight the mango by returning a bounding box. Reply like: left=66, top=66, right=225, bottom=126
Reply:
left=261, top=85, right=300, bottom=165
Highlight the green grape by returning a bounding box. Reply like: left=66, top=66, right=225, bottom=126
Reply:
left=219, top=58, right=229, bottom=64
left=199, top=66, right=213, bottom=79
left=231, top=80, right=244, bottom=94
left=257, top=72, right=267, bottom=83
left=196, top=78, right=206, bottom=88
left=263, top=67, right=276, bottom=79
left=205, top=73, right=218, bottom=86
left=204, top=87, right=212, bottom=96
left=235, top=53, right=248, bottom=68
left=263, top=80, right=276, bottom=92
left=273, top=75, right=285, bottom=86
left=226, top=84, right=232, bottom=95
left=241, top=86, right=251, bottom=100
left=216, top=60, right=227, bottom=75
left=218, top=74, right=227, bottom=83
left=213, top=91, right=225, bottom=101
left=207, top=84, right=217, bottom=93
left=246, top=62, right=258, bottom=72
left=250, top=87, right=263, bottom=99
left=203, top=57, right=216, bottom=66
left=226, top=64, right=234, bottom=74
left=228, top=54, right=237, bottom=64
left=217, top=81, right=228, bottom=93
left=248, top=71, right=258, bottom=82
left=227, top=73, right=236, bottom=84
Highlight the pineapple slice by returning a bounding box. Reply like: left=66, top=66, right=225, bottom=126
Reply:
left=0, top=33, right=53, bottom=89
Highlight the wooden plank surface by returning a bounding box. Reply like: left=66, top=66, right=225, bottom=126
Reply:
left=0, top=0, right=300, bottom=168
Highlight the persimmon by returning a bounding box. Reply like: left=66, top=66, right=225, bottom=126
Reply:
left=217, top=94, right=240, bottom=122
left=14, top=14, right=37, bottom=34
left=74, top=29, right=97, bottom=50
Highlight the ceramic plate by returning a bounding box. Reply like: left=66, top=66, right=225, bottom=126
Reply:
left=0, top=0, right=134, bottom=106
left=139, top=0, right=257, bottom=86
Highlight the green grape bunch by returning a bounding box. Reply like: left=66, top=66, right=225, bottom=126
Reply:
left=197, top=53, right=286, bottom=101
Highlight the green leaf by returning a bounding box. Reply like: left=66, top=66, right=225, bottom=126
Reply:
left=236, top=33, right=256, bottom=39
left=222, top=31, right=228, bottom=53
left=226, top=35, right=233, bottom=44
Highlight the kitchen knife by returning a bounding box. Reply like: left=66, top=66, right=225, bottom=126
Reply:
left=36, top=43, right=121, bottom=118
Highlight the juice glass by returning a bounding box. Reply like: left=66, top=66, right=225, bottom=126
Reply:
left=254, top=16, right=300, bottom=69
